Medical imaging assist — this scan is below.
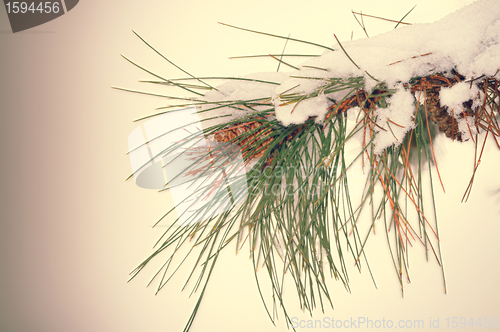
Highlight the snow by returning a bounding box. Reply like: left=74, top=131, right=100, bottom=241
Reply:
left=201, top=0, right=500, bottom=154
left=373, top=85, right=416, bottom=154
left=200, top=72, right=287, bottom=127
left=439, top=82, right=480, bottom=116
left=457, top=115, right=478, bottom=141
left=273, top=92, right=329, bottom=126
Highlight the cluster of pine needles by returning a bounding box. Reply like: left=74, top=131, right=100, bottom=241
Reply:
left=117, top=15, right=500, bottom=332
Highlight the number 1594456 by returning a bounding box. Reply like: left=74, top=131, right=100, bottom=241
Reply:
left=5, top=2, right=60, bottom=14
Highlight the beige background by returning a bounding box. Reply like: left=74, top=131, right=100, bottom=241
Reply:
left=1, top=0, right=499, bottom=331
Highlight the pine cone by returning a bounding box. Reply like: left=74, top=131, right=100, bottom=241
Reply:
left=425, top=87, right=475, bottom=142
